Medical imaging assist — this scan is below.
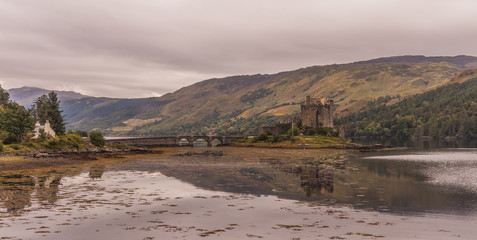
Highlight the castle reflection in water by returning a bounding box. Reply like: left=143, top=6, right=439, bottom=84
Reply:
left=280, top=164, right=341, bottom=196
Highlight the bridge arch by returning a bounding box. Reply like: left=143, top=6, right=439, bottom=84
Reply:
left=192, top=139, right=208, bottom=148
left=210, top=139, right=222, bottom=147
left=178, top=138, right=190, bottom=146
left=104, top=135, right=244, bottom=147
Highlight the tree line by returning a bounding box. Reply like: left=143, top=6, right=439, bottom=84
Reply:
left=1, top=85, right=106, bottom=150
left=0, top=85, right=66, bottom=144
left=340, top=77, right=477, bottom=138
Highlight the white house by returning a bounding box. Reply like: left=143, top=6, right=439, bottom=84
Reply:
left=33, top=120, right=56, bottom=138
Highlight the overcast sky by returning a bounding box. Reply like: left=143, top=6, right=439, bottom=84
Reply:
left=1, top=0, right=477, bottom=98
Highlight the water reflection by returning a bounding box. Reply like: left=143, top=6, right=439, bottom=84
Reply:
left=0, top=172, right=62, bottom=213
left=151, top=148, right=477, bottom=215
left=0, top=174, right=34, bottom=213
left=193, top=139, right=208, bottom=148
left=1, top=147, right=477, bottom=217
left=281, top=165, right=335, bottom=196
left=89, top=165, right=105, bottom=179
left=352, top=138, right=477, bottom=149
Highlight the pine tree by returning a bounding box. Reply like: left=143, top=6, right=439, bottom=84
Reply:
left=33, top=91, right=66, bottom=136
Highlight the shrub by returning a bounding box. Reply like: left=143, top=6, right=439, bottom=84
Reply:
left=89, top=131, right=105, bottom=148
left=10, top=144, right=20, bottom=150
left=46, top=138, right=60, bottom=149
left=265, top=135, right=278, bottom=143
left=74, top=130, right=88, bottom=138
left=2, top=134, right=18, bottom=145
left=287, top=126, right=300, bottom=136
left=22, top=142, right=35, bottom=148
left=253, top=132, right=269, bottom=142
left=276, top=135, right=291, bottom=142
left=0, top=142, right=3, bottom=152
left=37, top=128, right=52, bottom=141
left=0, top=130, right=8, bottom=142
left=60, top=134, right=84, bottom=149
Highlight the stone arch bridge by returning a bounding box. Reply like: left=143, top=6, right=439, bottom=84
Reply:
left=105, top=135, right=244, bottom=147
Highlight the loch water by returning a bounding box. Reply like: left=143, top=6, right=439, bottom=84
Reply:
left=1, top=142, right=477, bottom=239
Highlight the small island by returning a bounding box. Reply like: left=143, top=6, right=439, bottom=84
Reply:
left=233, top=96, right=380, bottom=150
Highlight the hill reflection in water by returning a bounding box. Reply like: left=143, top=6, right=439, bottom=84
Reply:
left=1, top=147, right=477, bottom=217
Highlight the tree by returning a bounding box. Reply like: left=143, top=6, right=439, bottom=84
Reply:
left=89, top=131, right=105, bottom=148
left=0, top=84, right=9, bottom=108
left=0, top=102, right=35, bottom=142
left=33, top=91, right=66, bottom=135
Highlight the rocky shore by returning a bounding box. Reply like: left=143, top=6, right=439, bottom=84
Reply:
left=0, top=147, right=155, bottom=171
left=0, top=142, right=391, bottom=172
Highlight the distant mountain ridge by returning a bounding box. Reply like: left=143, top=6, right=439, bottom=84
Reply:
left=8, top=55, right=477, bottom=136
left=7, top=87, right=90, bottom=107
left=354, top=55, right=477, bottom=68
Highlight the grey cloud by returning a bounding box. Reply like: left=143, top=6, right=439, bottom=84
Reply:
left=1, top=0, right=477, bottom=97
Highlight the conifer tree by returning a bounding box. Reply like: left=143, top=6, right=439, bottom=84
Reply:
left=33, top=91, right=66, bottom=136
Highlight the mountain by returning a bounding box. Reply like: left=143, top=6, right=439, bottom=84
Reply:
left=16, top=55, right=477, bottom=136
left=341, top=70, right=477, bottom=138
left=354, top=55, right=477, bottom=68
left=7, top=87, right=90, bottom=107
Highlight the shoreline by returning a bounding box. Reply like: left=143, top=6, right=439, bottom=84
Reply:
left=0, top=147, right=155, bottom=172
left=0, top=142, right=394, bottom=172
left=230, top=142, right=394, bottom=151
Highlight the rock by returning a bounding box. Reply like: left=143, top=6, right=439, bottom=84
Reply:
left=175, top=150, right=224, bottom=157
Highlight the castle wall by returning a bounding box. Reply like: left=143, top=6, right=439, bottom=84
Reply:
left=300, top=97, right=334, bottom=129
left=259, top=123, right=290, bottom=136
left=317, top=104, right=334, bottom=129
left=300, top=108, right=319, bottom=128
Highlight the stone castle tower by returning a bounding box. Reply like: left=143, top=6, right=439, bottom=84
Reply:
left=300, top=96, right=334, bottom=129
left=260, top=96, right=336, bottom=136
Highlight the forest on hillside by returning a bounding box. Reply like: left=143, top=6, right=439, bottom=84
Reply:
left=341, top=77, right=477, bottom=138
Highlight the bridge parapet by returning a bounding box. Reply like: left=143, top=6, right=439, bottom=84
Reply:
left=105, top=136, right=244, bottom=147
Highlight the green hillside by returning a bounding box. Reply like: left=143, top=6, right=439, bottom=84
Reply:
left=341, top=71, right=477, bottom=138
left=58, top=55, right=477, bottom=136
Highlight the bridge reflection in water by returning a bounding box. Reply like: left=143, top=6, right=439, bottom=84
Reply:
left=105, top=135, right=243, bottom=147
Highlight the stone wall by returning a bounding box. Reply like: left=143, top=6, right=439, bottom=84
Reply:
left=259, top=123, right=291, bottom=136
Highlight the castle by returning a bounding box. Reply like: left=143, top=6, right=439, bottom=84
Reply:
left=260, top=96, right=338, bottom=136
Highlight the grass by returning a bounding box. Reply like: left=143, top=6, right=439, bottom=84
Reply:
left=0, top=133, right=127, bottom=154
left=0, top=156, right=30, bottom=162
left=2, top=144, right=33, bottom=154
